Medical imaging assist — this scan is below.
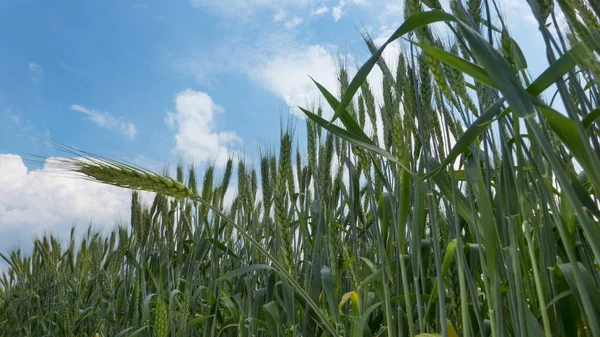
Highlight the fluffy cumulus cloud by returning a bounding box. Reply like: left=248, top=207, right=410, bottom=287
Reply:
left=0, top=154, right=141, bottom=254
left=246, top=44, right=339, bottom=117
left=29, top=63, right=43, bottom=83
left=71, top=104, right=137, bottom=139
left=177, top=0, right=404, bottom=121
left=176, top=28, right=383, bottom=120
left=165, top=89, right=243, bottom=167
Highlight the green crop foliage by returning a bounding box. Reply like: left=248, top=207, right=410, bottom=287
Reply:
left=2, top=1, right=600, bottom=336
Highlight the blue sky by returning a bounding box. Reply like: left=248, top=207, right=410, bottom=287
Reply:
left=0, top=0, right=388, bottom=165
left=0, top=0, right=548, bottom=255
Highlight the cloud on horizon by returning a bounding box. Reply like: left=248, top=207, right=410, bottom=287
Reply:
left=0, top=154, right=148, bottom=254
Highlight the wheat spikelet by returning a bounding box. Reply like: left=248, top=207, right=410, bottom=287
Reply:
left=275, top=177, right=293, bottom=271
left=230, top=195, right=240, bottom=219
left=558, top=0, right=590, bottom=38
left=446, top=44, right=478, bottom=116
left=392, top=115, right=404, bottom=158
left=272, top=135, right=293, bottom=268
left=467, top=0, right=482, bottom=26
left=251, top=168, right=258, bottom=202
left=441, top=103, right=464, bottom=141
left=57, top=153, right=194, bottom=199
left=321, top=133, right=335, bottom=198
left=427, top=48, right=459, bottom=109
left=404, top=65, right=418, bottom=118
left=155, top=298, right=169, bottom=337
left=536, top=0, right=554, bottom=22
left=419, top=52, right=434, bottom=142
left=338, top=65, right=357, bottom=118
left=361, top=81, right=378, bottom=142
left=279, top=130, right=294, bottom=199
left=187, top=165, right=198, bottom=196
left=260, top=154, right=273, bottom=215
left=422, top=0, right=441, bottom=10
left=568, top=78, right=581, bottom=110
left=316, top=106, right=323, bottom=139
left=306, top=120, right=317, bottom=187
left=139, top=209, right=150, bottom=245
left=574, top=0, right=600, bottom=30
left=300, top=165, right=309, bottom=206
left=269, top=154, right=277, bottom=196
left=404, top=0, right=421, bottom=18
left=219, top=158, right=233, bottom=207
left=200, top=165, right=215, bottom=216
left=501, top=28, right=519, bottom=73
left=382, top=78, right=395, bottom=150
left=296, top=148, right=302, bottom=195
left=332, top=164, right=344, bottom=205
left=357, top=95, right=366, bottom=128
left=118, top=226, right=128, bottom=253
left=373, top=160, right=384, bottom=198
left=449, top=0, right=468, bottom=27
left=176, top=163, right=184, bottom=184
left=396, top=53, right=407, bottom=94
left=99, top=269, right=114, bottom=300
left=353, top=145, right=370, bottom=178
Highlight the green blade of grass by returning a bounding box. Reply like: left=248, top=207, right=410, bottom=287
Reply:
left=330, top=10, right=456, bottom=123
left=407, top=39, right=496, bottom=88
left=582, top=108, right=600, bottom=129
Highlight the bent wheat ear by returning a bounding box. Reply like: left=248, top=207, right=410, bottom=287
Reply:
left=60, top=157, right=194, bottom=199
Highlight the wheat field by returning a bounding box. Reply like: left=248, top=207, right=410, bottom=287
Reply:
left=2, top=1, right=600, bottom=336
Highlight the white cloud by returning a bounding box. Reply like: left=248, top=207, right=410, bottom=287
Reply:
left=273, top=9, right=287, bottom=22
left=29, top=63, right=43, bottom=83
left=166, top=89, right=243, bottom=167
left=311, top=5, right=329, bottom=16
left=285, top=17, right=304, bottom=29
left=332, top=5, right=343, bottom=21
left=176, top=1, right=386, bottom=120
left=71, top=104, right=137, bottom=139
left=0, top=154, right=142, bottom=254
left=246, top=44, right=339, bottom=118
left=177, top=26, right=359, bottom=120
left=176, top=28, right=342, bottom=118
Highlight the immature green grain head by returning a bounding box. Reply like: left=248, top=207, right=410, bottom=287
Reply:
left=60, top=156, right=194, bottom=199
left=187, top=165, right=198, bottom=196
left=154, top=297, right=169, bottom=337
